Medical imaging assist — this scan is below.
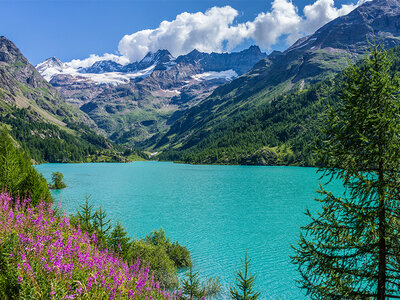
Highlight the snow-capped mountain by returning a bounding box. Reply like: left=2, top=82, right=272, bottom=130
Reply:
left=37, top=46, right=266, bottom=86
left=36, top=46, right=266, bottom=143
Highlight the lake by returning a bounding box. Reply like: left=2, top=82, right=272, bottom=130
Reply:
left=35, top=161, right=342, bottom=299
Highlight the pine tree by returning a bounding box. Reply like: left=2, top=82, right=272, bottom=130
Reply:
left=293, top=43, right=400, bottom=298
left=181, top=265, right=202, bottom=300
left=93, top=207, right=111, bottom=248
left=0, top=129, right=51, bottom=205
left=108, top=221, right=130, bottom=258
left=181, top=265, right=221, bottom=300
left=230, top=253, right=260, bottom=300
left=77, top=196, right=94, bottom=235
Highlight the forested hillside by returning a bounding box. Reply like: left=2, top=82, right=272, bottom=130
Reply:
left=151, top=0, right=400, bottom=166
left=157, top=45, right=400, bottom=166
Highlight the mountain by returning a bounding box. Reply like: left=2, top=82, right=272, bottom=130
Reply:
left=36, top=46, right=266, bottom=143
left=0, top=37, right=89, bottom=126
left=152, top=0, right=400, bottom=165
left=0, top=36, right=134, bottom=163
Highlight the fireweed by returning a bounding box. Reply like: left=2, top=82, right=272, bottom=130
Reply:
left=0, top=193, right=182, bottom=299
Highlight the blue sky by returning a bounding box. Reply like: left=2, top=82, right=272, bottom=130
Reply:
left=1, top=0, right=363, bottom=65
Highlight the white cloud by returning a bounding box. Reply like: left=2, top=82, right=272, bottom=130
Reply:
left=250, top=0, right=302, bottom=47
left=118, top=0, right=370, bottom=62
left=66, top=53, right=130, bottom=69
left=301, top=0, right=359, bottom=36
left=118, top=6, right=252, bottom=62
left=56, top=0, right=371, bottom=68
left=250, top=0, right=371, bottom=48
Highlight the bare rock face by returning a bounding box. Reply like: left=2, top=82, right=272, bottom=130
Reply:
left=36, top=46, right=267, bottom=144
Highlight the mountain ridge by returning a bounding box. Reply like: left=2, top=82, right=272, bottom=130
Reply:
left=151, top=0, right=400, bottom=164
left=36, top=45, right=267, bottom=143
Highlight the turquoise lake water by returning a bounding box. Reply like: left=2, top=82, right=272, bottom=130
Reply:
left=35, top=161, right=343, bottom=299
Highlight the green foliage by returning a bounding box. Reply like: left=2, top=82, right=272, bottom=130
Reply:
left=293, top=43, right=400, bottom=298
left=93, top=207, right=112, bottom=248
left=181, top=265, right=221, bottom=300
left=129, top=239, right=179, bottom=288
left=131, top=228, right=191, bottom=288
left=230, top=254, right=260, bottom=300
left=49, top=171, right=66, bottom=189
left=181, top=266, right=202, bottom=300
left=0, top=233, right=20, bottom=300
left=0, top=129, right=51, bottom=205
left=168, top=241, right=192, bottom=269
left=145, top=228, right=191, bottom=268
left=156, top=44, right=400, bottom=167
left=109, top=221, right=131, bottom=259
left=72, top=201, right=191, bottom=289
left=76, top=196, right=95, bottom=235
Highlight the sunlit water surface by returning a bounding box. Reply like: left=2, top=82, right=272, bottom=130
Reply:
left=36, top=161, right=343, bottom=299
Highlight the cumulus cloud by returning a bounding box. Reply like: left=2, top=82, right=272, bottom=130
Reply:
left=118, top=6, right=252, bottom=62
left=62, top=0, right=372, bottom=67
left=301, top=0, right=359, bottom=36
left=250, top=0, right=302, bottom=47
left=66, top=53, right=130, bottom=69
left=118, top=0, right=370, bottom=62
left=250, top=0, right=370, bottom=47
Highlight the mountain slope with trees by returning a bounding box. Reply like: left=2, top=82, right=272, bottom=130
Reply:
left=158, top=44, right=400, bottom=166
left=0, top=36, right=143, bottom=163
left=152, top=0, right=400, bottom=165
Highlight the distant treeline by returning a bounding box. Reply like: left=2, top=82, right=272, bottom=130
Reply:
left=0, top=107, right=147, bottom=163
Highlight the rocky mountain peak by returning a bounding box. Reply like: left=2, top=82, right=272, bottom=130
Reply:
left=36, top=57, right=63, bottom=72
left=139, top=49, right=175, bottom=67
left=284, top=0, right=400, bottom=54
left=80, top=60, right=122, bottom=74
left=0, top=36, right=28, bottom=64
left=241, top=45, right=262, bottom=54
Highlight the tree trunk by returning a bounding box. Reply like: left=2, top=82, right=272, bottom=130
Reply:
left=377, top=158, right=386, bottom=300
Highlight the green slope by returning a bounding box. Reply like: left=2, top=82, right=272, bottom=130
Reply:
left=149, top=0, right=400, bottom=165
left=156, top=45, right=400, bottom=166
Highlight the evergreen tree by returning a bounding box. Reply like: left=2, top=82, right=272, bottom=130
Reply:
left=181, top=265, right=202, bottom=300
left=0, top=129, right=51, bottom=205
left=181, top=265, right=221, bottom=300
left=76, top=196, right=94, bottom=235
left=230, top=253, right=260, bottom=300
left=108, top=221, right=130, bottom=258
left=93, top=207, right=111, bottom=248
left=293, top=43, right=400, bottom=298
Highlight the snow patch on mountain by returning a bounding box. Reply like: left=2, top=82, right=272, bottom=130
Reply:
left=36, top=58, right=157, bottom=85
left=192, top=69, right=238, bottom=81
